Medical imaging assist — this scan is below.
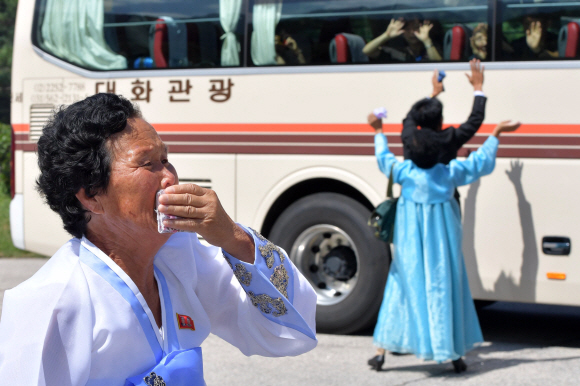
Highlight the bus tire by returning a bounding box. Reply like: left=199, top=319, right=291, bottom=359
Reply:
left=269, top=192, right=390, bottom=334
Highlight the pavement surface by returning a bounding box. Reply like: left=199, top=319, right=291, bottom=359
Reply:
left=2, top=257, right=580, bottom=385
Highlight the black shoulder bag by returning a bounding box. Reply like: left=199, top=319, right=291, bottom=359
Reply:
left=368, top=165, right=398, bottom=244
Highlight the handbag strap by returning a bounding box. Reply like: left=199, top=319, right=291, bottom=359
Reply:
left=386, top=164, right=394, bottom=199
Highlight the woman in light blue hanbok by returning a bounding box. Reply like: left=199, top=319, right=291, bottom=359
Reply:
left=366, top=114, right=521, bottom=373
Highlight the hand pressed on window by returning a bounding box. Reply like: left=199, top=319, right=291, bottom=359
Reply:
left=362, top=18, right=405, bottom=58
left=414, top=22, right=433, bottom=45
left=526, top=21, right=543, bottom=54
left=522, top=19, right=558, bottom=59
left=385, top=19, right=405, bottom=40
left=414, top=21, right=442, bottom=61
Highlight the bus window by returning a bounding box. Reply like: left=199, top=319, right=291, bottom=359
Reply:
left=498, top=0, right=580, bottom=61
left=33, top=0, right=245, bottom=70
left=250, top=0, right=488, bottom=66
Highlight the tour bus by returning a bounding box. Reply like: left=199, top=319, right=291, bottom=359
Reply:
left=10, top=0, right=580, bottom=333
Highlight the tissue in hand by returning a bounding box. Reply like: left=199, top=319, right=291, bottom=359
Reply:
left=155, top=189, right=184, bottom=234
left=373, top=107, right=387, bottom=119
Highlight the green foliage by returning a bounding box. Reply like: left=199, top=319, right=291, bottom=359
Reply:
left=0, top=190, right=43, bottom=257
left=0, top=123, right=9, bottom=195
left=0, top=1, right=38, bottom=257
left=0, top=1, right=16, bottom=205
left=0, top=0, right=17, bottom=124
left=0, top=0, right=17, bottom=58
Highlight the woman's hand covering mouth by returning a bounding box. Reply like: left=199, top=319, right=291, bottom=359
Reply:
left=155, top=189, right=184, bottom=234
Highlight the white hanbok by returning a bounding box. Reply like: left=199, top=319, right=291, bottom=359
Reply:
left=0, top=225, right=317, bottom=385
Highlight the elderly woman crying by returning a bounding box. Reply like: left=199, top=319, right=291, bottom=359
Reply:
left=0, top=94, right=317, bottom=385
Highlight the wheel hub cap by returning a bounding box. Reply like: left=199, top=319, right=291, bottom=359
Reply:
left=290, top=225, right=360, bottom=306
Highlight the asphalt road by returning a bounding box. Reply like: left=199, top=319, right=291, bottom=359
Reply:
left=2, top=258, right=580, bottom=385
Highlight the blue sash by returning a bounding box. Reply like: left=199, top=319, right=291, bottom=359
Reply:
left=79, top=244, right=205, bottom=386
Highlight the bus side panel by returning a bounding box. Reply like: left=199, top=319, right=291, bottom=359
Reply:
left=461, top=157, right=580, bottom=306
left=167, top=154, right=236, bottom=217
left=242, top=154, right=580, bottom=307
left=23, top=152, right=69, bottom=255
left=14, top=149, right=23, bottom=195
left=236, top=154, right=388, bottom=229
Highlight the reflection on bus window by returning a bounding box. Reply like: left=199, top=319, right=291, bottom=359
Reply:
left=34, top=0, right=244, bottom=70
left=250, top=0, right=488, bottom=66
left=499, top=0, right=580, bottom=60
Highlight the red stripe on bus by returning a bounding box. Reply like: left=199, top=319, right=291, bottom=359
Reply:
left=14, top=133, right=29, bottom=141
left=159, top=133, right=376, bottom=144
left=11, top=122, right=580, bottom=135
left=16, top=143, right=37, bottom=151
left=153, top=123, right=580, bottom=135
left=12, top=142, right=580, bottom=158
left=475, top=123, right=580, bottom=135
left=13, top=124, right=29, bottom=132
left=153, top=123, right=371, bottom=133
left=158, top=133, right=580, bottom=146
left=17, top=132, right=580, bottom=146
left=163, top=144, right=580, bottom=159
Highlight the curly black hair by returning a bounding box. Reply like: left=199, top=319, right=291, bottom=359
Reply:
left=36, top=93, right=141, bottom=238
left=404, top=128, right=444, bottom=169
left=410, top=97, right=443, bottom=131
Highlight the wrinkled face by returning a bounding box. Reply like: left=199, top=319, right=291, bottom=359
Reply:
left=97, top=117, right=178, bottom=237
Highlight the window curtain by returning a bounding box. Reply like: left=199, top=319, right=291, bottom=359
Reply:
left=251, top=0, right=283, bottom=65
left=220, top=0, right=243, bottom=66
left=41, top=0, right=127, bottom=70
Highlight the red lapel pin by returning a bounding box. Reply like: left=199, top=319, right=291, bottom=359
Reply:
left=176, top=313, right=195, bottom=331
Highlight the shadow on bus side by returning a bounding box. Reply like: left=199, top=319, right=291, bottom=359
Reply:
left=463, top=160, right=539, bottom=303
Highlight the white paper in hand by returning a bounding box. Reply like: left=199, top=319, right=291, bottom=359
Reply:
left=373, top=107, right=387, bottom=119
left=156, top=189, right=185, bottom=234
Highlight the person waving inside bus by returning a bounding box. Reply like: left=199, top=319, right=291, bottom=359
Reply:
left=362, top=18, right=443, bottom=63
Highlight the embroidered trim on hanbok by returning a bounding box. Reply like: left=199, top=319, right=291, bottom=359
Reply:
left=221, top=224, right=316, bottom=340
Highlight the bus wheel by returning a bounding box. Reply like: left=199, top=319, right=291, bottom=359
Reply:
left=269, top=193, right=390, bottom=334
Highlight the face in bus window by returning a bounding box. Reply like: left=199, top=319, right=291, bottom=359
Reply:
left=403, top=19, right=422, bottom=45
left=470, top=23, right=488, bottom=60
left=509, top=15, right=559, bottom=60
left=275, top=32, right=306, bottom=65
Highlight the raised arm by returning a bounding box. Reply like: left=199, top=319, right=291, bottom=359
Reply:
left=402, top=70, right=444, bottom=142
left=195, top=225, right=317, bottom=357
left=369, top=113, right=400, bottom=178
left=451, top=120, right=521, bottom=186
left=455, top=59, right=487, bottom=146
left=526, top=21, right=558, bottom=59
left=414, top=21, right=442, bottom=61
left=362, top=19, right=404, bottom=58
left=158, top=185, right=317, bottom=356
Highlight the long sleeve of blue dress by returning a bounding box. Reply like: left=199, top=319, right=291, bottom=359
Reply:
left=449, top=136, right=499, bottom=187
left=375, top=132, right=402, bottom=182
left=377, top=133, right=499, bottom=187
